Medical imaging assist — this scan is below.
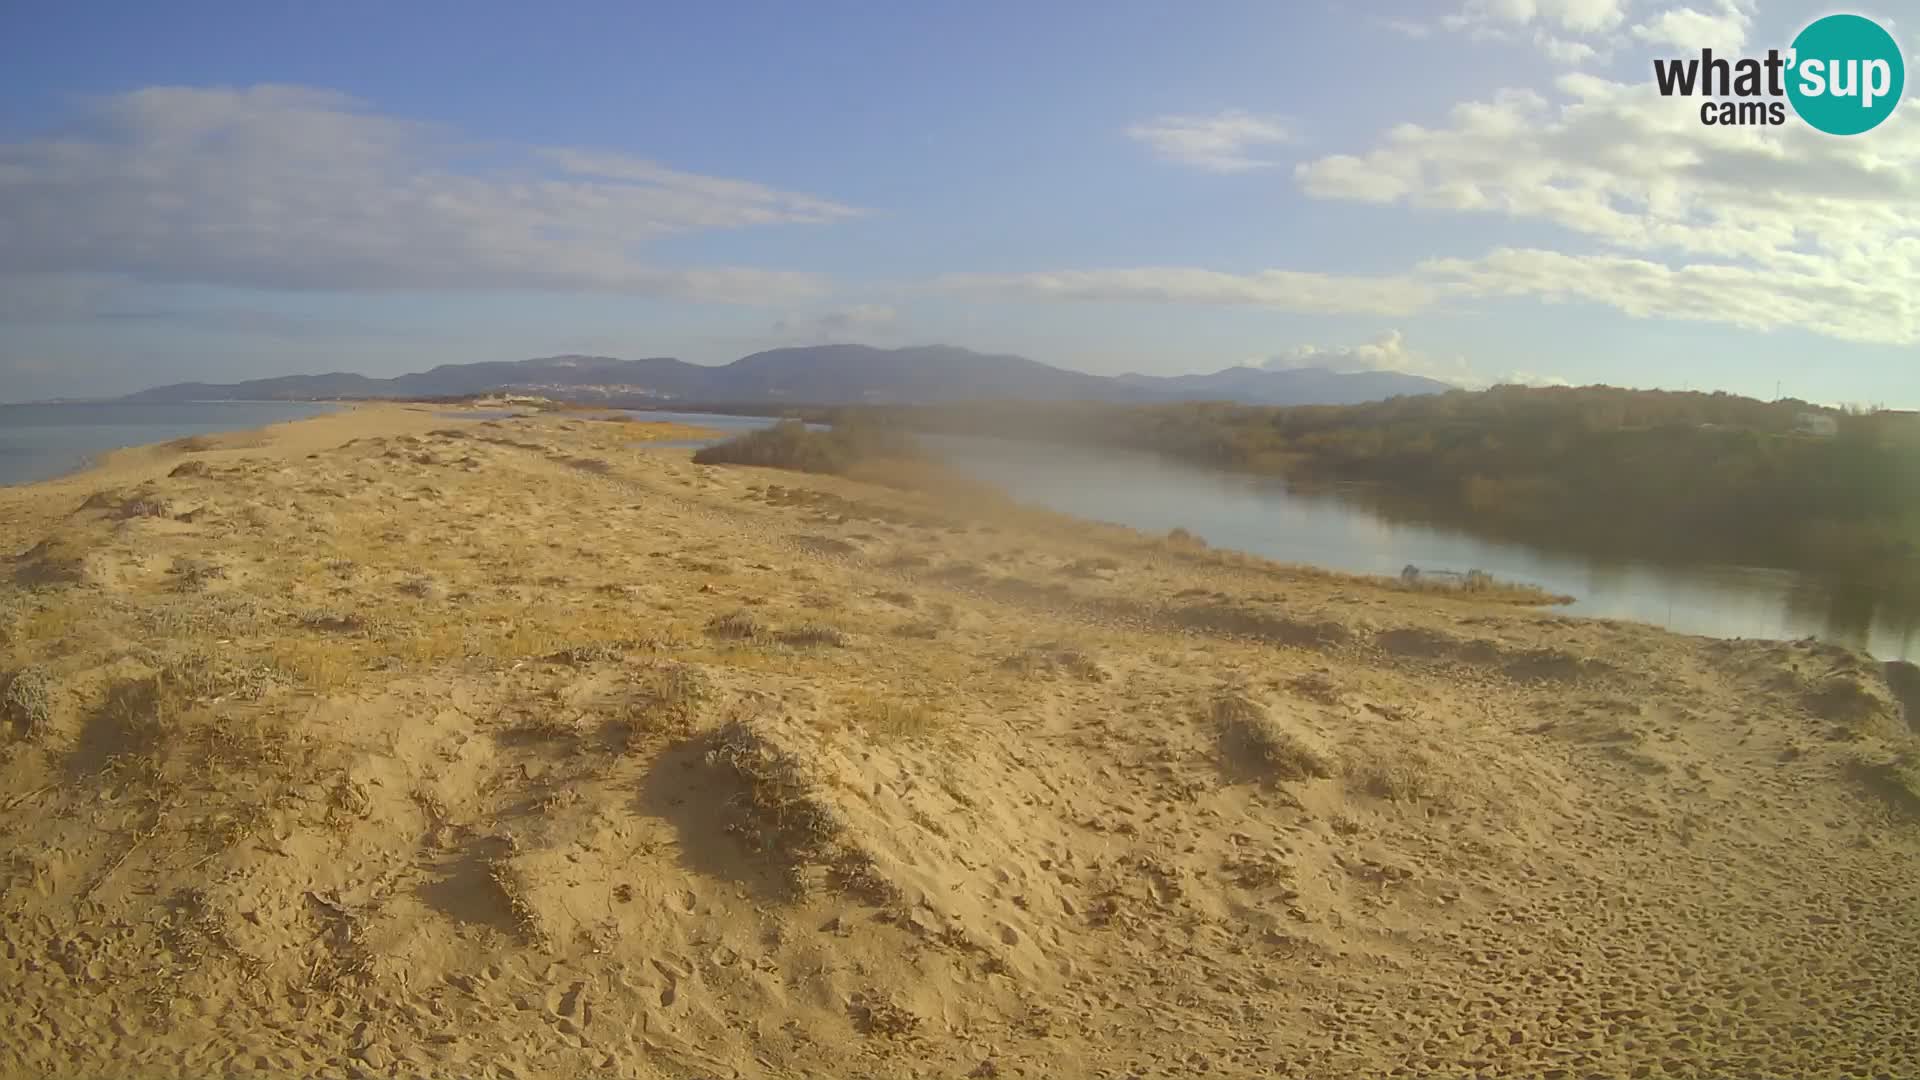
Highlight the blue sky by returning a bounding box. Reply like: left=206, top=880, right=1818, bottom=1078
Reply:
left=2, top=0, right=1917, bottom=403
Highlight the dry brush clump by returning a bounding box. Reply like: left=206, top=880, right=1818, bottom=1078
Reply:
left=1165, top=527, right=1208, bottom=550
left=13, top=535, right=93, bottom=585
left=775, top=622, right=850, bottom=648
left=1804, top=671, right=1901, bottom=736
left=167, top=646, right=274, bottom=704
left=295, top=609, right=374, bottom=635
left=485, top=855, right=547, bottom=945
left=1, top=663, right=56, bottom=741
left=88, top=673, right=193, bottom=769
left=999, top=642, right=1106, bottom=682
left=844, top=692, right=941, bottom=740
left=607, top=662, right=714, bottom=747
left=269, top=639, right=360, bottom=694
left=501, top=712, right=583, bottom=747
left=892, top=618, right=944, bottom=640
left=706, top=609, right=767, bottom=642
left=705, top=717, right=891, bottom=901
left=1211, top=691, right=1335, bottom=782
left=1347, top=747, right=1444, bottom=803
left=1059, top=555, right=1122, bottom=578
left=1848, top=748, right=1920, bottom=819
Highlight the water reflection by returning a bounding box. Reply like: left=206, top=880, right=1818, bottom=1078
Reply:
left=918, top=432, right=1920, bottom=662
left=619, top=413, right=1920, bottom=661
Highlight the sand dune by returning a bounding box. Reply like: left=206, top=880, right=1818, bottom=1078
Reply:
left=1, top=404, right=1915, bottom=1078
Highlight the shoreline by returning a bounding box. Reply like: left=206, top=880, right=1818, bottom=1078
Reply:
left=0, top=404, right=1891, bottom=656
left=0, top=399, right=352, bottom=490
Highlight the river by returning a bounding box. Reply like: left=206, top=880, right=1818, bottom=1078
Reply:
left=635, top=412, right=1920, bottom=661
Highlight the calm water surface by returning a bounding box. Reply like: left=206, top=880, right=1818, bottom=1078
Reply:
left=640, top=414, right=1919, bottom=661
left=0, top=401, right=337, bottom=486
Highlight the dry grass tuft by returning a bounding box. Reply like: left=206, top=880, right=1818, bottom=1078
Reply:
left=296, top=609, right=372, bottom=634
left=999, top=642, right=1106, bottom=682
left=544, top=641, right=627, bottom=666
left=501, top=712, right=582, bottom=746
left=1348, top=748, right=1442, bottom=803
left=845, top=692, right=941, bottom=740
left=169, top=556, right=227, bottom=591
left=706, top=717, right=868, bottom=898
left=397, top=572, right=444, bottom=599
left=892, top=619, right=944, bottom=640
left=1288, top=671, right=1344, bottom=705
left=1212, top=692, right=1335, bottom=782
left=139, top=593, right=268, bottom=639
left=298, top=890, right=380, bottom=995
left=1848, top=749, right=1920, bottom=819
left=707, top=609, right=767, bottom=642
left=168, top=647, right=273, bottom=704
left=1805, top=674, right=1900, bottom=735
left=1, top=664, right=56, bottom=741
left=13, top=535, right=91, bottom=585
left=1165, top=527, right=1209, bottom=550
left=611, top=663, right=713, bottom=746
left=776, top=622, right=850, bottom=648
left=269, top=639, right=359, bottom=694
left=485, top=857, right=546, bottom=945
left=90, top=673, right=193, bottom=766
left=1060, top=556, right=1122, bottom=578
left=394, top=622, right=469, bottom=667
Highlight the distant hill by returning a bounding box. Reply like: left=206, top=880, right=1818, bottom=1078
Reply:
left=123, top=345, right=1451, bottom=407
left=123, top=355, right=698, bottom=404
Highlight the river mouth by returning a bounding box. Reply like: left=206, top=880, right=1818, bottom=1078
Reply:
left=633, top=411, right=1920, bottom=661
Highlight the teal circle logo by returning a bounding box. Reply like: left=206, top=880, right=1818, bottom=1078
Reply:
left=1787, top=14, right=1905, bottom=135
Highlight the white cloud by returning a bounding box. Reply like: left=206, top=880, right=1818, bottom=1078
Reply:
left=1374, top=16, right=1435, bottom=38
left=1293, top=70, right=1920, bottom=344
left=1268, top=329, right=1416, bottom=370
left=932, top=238, right=1919, bottom=347
left=1498, top=371, right=1575, bottom=387
left=1443, top=0, right=1629, bottom=37
left=771, top=304, right=899, bottom=342
left=1630, top=1, right=1753, bottom=52
left=932, top=267, right=1434, bottom=316
left=1125, top=110, right=1295, bottom=172
left=1422, top=247, right=1918, bottom=344
left=1258, top=330, right=1572, bottom=389
left=1536, top=34, right=1599, bottom=63
left=1265, top=330, right=1475, bottom=381
left=0, top=85, right=859, bottom=304
left=1628, top=0, right=1751, bottom=51
left=1423, top=1, right=1759, bottom=65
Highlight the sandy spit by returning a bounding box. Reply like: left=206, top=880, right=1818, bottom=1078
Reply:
left=0, top=403, right=1915, bottom=1079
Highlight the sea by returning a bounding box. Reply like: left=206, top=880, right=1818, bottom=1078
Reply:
left=0, top=401, right=338, bottom=486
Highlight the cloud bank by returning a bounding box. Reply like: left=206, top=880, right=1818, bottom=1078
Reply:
left=0, top=85, right=859, bottom=304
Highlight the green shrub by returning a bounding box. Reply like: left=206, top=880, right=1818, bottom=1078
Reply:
left=692, top=421, right=920, bottom=477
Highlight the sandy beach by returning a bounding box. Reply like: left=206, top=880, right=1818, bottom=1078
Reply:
left=1, top=403, right=1915, bottom=1079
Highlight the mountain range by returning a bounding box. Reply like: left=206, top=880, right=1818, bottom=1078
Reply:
left=123, top=345, right=1453, bottom=408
